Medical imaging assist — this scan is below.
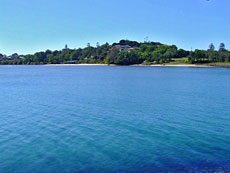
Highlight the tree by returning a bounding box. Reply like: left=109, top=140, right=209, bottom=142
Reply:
left=106, top=50, right=119, bottom=64
left=152, top=51, right=162, bottom=63
left=193, top=49, right=206, bottom=62
left=207, top=51, right=218, bottom=62
left=219, top=43, right=226, bottom=51
left=208, top=43, right=215, bottom=51
left=114, top=51, right=129, bottom=65
left=65, top=44, right=68, bottom=49
left=164, top=47, right=177, bottom=61
left=177, top=49, right=189, bottom=58
left=113, top=40, right=140, bottom=47
left=0, top=40, right=229, bottom=65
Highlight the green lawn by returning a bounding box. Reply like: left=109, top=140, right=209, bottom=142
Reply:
left=169, top=57, right=189, bottom=64
left=171, top=57, right=188, bottom=62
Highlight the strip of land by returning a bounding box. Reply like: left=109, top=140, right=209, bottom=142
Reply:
left=43, top=63, right=229, bottom=68
left=44, top=63, right=109, bottom=66
left=132, top=64, right=215, bottom=68
left=1, top=40, right=229, bottom=67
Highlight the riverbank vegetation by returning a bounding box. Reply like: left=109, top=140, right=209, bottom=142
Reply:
left=0, top=40, right=229, bottom=66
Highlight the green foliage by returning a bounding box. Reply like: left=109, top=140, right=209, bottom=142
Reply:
left=219, top=43, right=226, bottom=52
left=0, top=40, right=229, bottom=65
left=113, top=50, right=143, bottom=65
left=208, top=43, right=215, bottom=51
left=113, top=40, right=140, bottom=47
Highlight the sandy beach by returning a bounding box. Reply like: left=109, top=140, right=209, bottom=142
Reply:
left=134, top=64, right=215, bottom=68
left=44, top=63, right=215, bottom=68
left=44, top=63, right=109, bottom=66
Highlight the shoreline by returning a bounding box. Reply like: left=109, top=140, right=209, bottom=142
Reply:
left=44, top=63, right=215, bottom=68
left=44, top=63, right=109, bottom=66
left=131, top=64, right=215, bottom=68
left=1, top=63, right=229, bottom=68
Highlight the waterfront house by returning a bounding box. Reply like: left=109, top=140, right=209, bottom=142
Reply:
left=110, top=45, right=134, bottom=52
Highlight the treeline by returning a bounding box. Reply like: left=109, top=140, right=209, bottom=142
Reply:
left=189, top=43, right=230, bottom=63
left=0, top=40, right=229, bottom=65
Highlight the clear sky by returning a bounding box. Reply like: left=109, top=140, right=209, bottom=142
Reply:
left=0, top=0, right=229, bottom=55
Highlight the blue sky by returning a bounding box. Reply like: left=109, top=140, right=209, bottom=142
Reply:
left=0, top=0, right=229, bottom=55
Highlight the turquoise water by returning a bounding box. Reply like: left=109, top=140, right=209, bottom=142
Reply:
left=0, top=65, right=230, bottom=172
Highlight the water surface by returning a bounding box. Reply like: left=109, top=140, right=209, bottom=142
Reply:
left=0, top=65, right=229, bottom=172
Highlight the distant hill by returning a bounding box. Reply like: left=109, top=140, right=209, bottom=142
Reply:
left=0, top=40, right=229, bottom=65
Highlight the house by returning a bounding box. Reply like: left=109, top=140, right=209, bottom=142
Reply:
left=8, top=53, right=19, bottom=59
left=110, top=45, right=134, bottom=52
left=19, top=56, right=25, bottom=59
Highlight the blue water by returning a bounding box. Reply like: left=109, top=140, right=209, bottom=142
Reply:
left=0, top=65, right=229, bottom=173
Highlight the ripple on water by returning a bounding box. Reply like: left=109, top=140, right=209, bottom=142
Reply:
left=0, top=66, right=230, bottom=172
